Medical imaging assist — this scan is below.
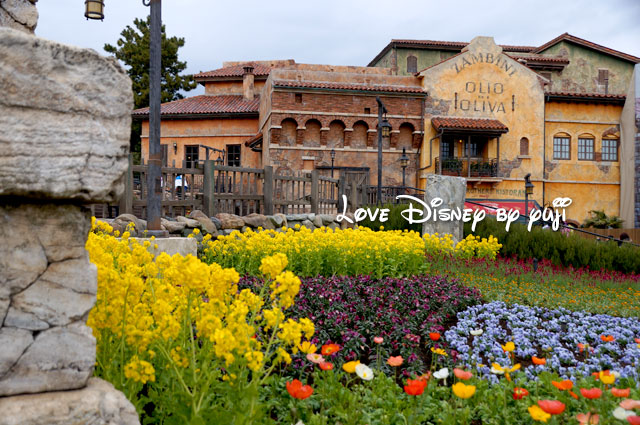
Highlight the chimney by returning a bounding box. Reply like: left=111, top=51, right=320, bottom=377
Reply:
left=243, top=65, right=255, bottom=100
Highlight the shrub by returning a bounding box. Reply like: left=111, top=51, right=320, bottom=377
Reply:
left=358, top=203, right=423, bottom=233
left=466, top=217, right=640, bottom=274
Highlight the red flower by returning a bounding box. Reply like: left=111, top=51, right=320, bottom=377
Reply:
left=453, top=368, right=472, bottom=380
left=404, top=378, right=428, bottom=396
left=286, top=379, right=313, bottom=400
left=538, top=400, right=566, bottom=415
left=429, top=332, right=441, bottom=341
left=580, top=388, right=602, bottom=399
left=635, top=338, right=640, bottom=344
left=628, top=416, right=640, bottom=425
left=513, top=387, right=529, bottom=400
left=600, top=335, right=615, bottom=342
left=532, top=356, right=546, bottom=365
left=611, top=387, right=631, bottom=397
left=319, top=362, right=334, bottom=371
left=320, top=344, right=340, bottom=356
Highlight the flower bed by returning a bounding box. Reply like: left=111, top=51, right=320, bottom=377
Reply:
left=446, top=302, right=640, bottom=383
left=240, top=274, right=483, bottom=374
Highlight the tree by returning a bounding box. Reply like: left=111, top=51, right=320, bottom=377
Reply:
left=104, top=17, right=197, bottom=157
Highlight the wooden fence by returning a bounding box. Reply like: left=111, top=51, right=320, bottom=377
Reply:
left=574, top=228, right=640, bottom=244
left=91, top=158, right=342, bottom=219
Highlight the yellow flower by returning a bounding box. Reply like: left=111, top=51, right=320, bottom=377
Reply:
left=452, top=382, right=476, bottom=399
left=528, top=405, right=551, bottom=422
left=259, top=253, right=288, bottom=279
left=599, top=371, right=615, bottom=385
left=299, top=341, right=317, bottom=354
left=501, top=341, right=515, bottom=352
left=124, top=356, right=155, bottom=384
left=431, top=347, right=448, bottom=356
left=343, top=360, right=361, bottom=373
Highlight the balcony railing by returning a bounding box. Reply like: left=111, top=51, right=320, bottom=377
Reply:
left=435, top=157, right=498, bottom=178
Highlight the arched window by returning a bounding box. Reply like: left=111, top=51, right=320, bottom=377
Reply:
left=352, top=121, right=369, bottom=148
left=577, top=133, right=594, bottom=161
left=398, top=123, right=414, bottom=150
left=602, top=136, right=619, bottom=161
left=328, top=120, right=345, bottom=148
left=304, top=119, right=322, bottom=147
left=281, top=118, right=297, bottom=146
left=553, top=132, right=570, bottom=160
left=520, top=137, right=529, bottom=156
left=407, top=55, right=418, bottom=74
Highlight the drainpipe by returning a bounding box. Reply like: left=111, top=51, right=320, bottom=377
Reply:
left=542, top=94, right=548, bottom=206
left=417, top=130, right=443, bottom=173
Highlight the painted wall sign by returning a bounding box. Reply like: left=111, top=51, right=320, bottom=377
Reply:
left=453, top=53, right=517, bottom=76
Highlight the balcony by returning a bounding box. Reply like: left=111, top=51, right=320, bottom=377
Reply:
left=435, top=157, right=499, bottom=178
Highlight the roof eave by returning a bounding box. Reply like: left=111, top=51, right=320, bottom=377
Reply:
left=132, top=112, right=260, bottom=120
left=545, top=94, right=625, bottom=105
left=272, top=85, right=426, bottom=96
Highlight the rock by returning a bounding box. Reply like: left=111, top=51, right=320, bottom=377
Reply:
left=0, top=28, right=132, bottom=202
left=130, top=237, right=197, bottom=258
left=339, top=212, right=355, bottom=229
left=187, top=210, right=217, bottom=234
left=0, top=327, right=33, bottom=377
left=269, top=214, right=286, bottom=228
left=328, top=223, right=339, bottom=231
left=285, top=214, right=309, bottom=221
left=215, top=213, right=245, bottom=229
left=312, top=215, right=324, bottom=228
left=242, top=213, right=269, bottom=228
left=176, top=216, right=201, bottom=228
left=3, top=309, right=49, bottom=331
left=209, top=216, right=222, bottom=229
left=160, top=218, right=186, bottom=234
left=222, top=229, right=236, bottom=236
left=0, top=377, right=140, bottom=425
left=263, top=220, right=275, bottom=230
left=241, top=226, right=251, bottom=233
left=318, top=214, right=336, bottom=225
left=301, top=219, right=315, bottom=230
left=113, top=214, right=146, bottom=235
left=0, top=0, right=38, bottom=33
left=0, top=322, right=95, bottom=396
left=422, top=175, right=466, bottom=243
left=287, top=221, right=302, bottom=229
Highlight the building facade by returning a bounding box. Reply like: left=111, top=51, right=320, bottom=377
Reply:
left=133, top=33, right=640, bottom=226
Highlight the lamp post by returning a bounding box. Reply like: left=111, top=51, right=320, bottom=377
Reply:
left=376, top=97, right=391, bottom=205
left=330, top=149, right=336, bottom=178
left=524, top=173, right=534, bottom=220
left=399, top=147, right=409, bottom=192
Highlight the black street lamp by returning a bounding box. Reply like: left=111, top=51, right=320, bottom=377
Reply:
left=524, top=173, right=534, bottom=220
left=330, top=148, right=336, bottom=178
left=84, top=0, right=104, bottom=20
left=376, top=97, right=391, bottom=205
left=399, top=147, right=409, bottom=191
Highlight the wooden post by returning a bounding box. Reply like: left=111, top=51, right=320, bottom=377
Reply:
left=310, top=169, right=319, bottom=214
left=203, top=160, right=215, bottom=216
left=263, top=165, right=274, bottom=215
left=337, top=175, right=346, bottom=213
left=119, top=154, right=133, bottom=215
left=349, top=181, right=358, bottom=211
left=496, top=137, right=500, bottom=177
left=467, top=135, right=471, bottom=178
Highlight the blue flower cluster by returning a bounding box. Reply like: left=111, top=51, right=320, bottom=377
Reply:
left=445, top=302, right=640, bottom=383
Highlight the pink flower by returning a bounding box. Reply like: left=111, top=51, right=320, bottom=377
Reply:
left=374, top=336, right=384, bottom=344
left=306, top=353, right=325, bottom=364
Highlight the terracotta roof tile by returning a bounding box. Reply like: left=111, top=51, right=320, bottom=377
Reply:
left=511, top=55, right=570, bottom=64
left=194, top=63, right=272, bottom=79
left=391, top=39, right=536, bottom=52
left=132, top=95, right=260, bottom=117
left=273, top=80, right=424, bottom=94
left=546, top=91, right=626, bottom=102
left=533, top=33, right=640, bottom=63
left=431, top=117, right=508, bottom=132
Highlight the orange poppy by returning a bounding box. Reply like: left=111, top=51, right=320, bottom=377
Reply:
left=532, top=356, right=546, bottom=365
left=320, top=344, right=340, bottom=356
left=600, top=335, right=615, bottom=342
left=387, top=356, right=404, bottom=367
left=404, top=378, right=427, bottom=396
left=429, top=332, right=441, bottom=341
left=453, top=368, right=473, bottom=380
left=610, top=387, right=630, bottom=397
left=319, top=362, right=334, bottom=371
left=513, top=387, right=529, bottom=400
left=538, top=400, right=566, bottom=415
left=552, top=380, right=573, bottom=391
left=569, top=391, right=579, bottom=400
left=578, top=343, right=594, bottom=353
left=286, top=379, right=313, bottom=400
left=635, top=338, right=640, bottom=344
left=580, top=388, right=602, bottom=399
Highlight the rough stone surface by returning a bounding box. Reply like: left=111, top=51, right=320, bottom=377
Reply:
left=130, top=237, right=197, bottom=258
left=215, top=213, right=245, bottom=229
left=161, top=218, right=186, bottom=234
left=0, top=0, right=38, bottom=33
left=0, top=327, right=33, bottom=377
left=301, top=219, right=315, bottom=230
left=114, top=214, right=146, bottom=235
left=312, top=215, right=324, bottom=228
left=188, top=210, right=217, bottom=234
left=242, top=213, right=269, bottom=228
left=176, top=216, right=202, bottom=228
left=209, top=216, right=222, bottom=229
left=0, top=377, right=140, bottom=425
left=0, top=322, right=95, bottom=396
left=0, top=27, right=133, bottom=202
left=422, top=174, right=466, bottom=243
left=269, top=213, right=286, bottom=228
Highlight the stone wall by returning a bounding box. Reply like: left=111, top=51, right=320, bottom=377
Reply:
left=0, top=18, right=138, bottom=425
left=0, top=0, right=37, bottom=34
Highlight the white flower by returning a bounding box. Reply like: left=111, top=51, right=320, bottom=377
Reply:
left=490, top=365, right=505, bottom=375
left=611, top=370, right=621, bottom=378
left=470, top=329, right=483, bottom=336
left=612, top=407, right=633, bottom=420
left=355, top=363, right=374, bottom=381
left=433, top=367, right=449, bottom=380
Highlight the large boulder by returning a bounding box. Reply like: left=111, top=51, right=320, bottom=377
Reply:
left=0, top=0, right=38, bottom=34
left=188, top=210, right=217, bottom=234
left=176, top=216, right=201, bottom=229
left=215, top=213, right=245, bottom=229
left=422, top=174, right=466, bottom=243
left=242, top=213, right=269, bottom=229
left=0, top=27, right=132, bottom=202
left=160, top=218, right=186, bottom=234
left=113, top=214, right=146, bottom=235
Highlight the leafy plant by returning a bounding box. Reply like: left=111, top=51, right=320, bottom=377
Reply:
left=582, top=209, right=624, bottom=229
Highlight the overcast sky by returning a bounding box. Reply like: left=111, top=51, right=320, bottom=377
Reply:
left=36, top=0, right=640, bottom=96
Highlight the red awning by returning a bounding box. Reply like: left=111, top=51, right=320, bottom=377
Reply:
left=465, top=199, right=541, bottom=216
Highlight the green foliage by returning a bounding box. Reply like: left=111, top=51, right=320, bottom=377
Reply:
left=465, top=217, right=640, bottom=274
left=358, top=203, right=422, bottom=233
left=104, top=17, right=197, bottom=155
left=582, top=209, right=624, bottom=229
